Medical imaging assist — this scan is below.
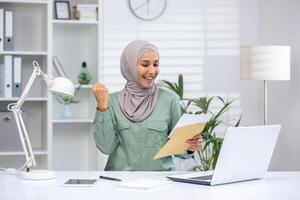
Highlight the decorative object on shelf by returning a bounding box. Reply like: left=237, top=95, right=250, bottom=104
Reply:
left=77, top=61, right=92, bottom=84
left=61, top=104, right=72, bottom=119
left=161, top=74, right=242, bottom=171
left=240, top=45, right=290, bottom=125
left=72, top=4, right=98, bottom=21
left=54, top=1, right=71, bottom=20
left=6, top=60, right=75, bottom=180
left=128, top=0, right=167, bottom=21
left=72, top=5, right=80, bottom=20
left=56, top=84, right=80, bottom=119
left=56, top=94, right=79, bottom=119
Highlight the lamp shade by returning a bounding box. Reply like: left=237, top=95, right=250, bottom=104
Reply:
left=48, top=77, right=75, bottom=96
left=240, top=45, right=290, bottom=80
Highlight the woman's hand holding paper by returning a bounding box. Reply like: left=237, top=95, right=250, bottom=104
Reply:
left=186, top=134, right=203, bottom=152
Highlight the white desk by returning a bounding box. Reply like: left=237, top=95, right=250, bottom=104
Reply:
left=1, top=171, right=300, bottom=200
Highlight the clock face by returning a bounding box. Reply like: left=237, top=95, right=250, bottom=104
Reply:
left=128, top=0, right=167, bottom=21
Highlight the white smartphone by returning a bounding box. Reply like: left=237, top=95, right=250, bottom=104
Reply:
left=63, top=179, right=98, bottom=187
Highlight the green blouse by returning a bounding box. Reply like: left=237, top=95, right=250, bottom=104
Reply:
left=93, top=88, right=192, bottom=171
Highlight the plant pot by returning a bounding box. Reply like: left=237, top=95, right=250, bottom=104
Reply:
left=61, top=104, right=72, bottom=119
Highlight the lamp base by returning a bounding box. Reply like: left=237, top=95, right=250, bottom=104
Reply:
left=20, top=170, right=56, bottom=180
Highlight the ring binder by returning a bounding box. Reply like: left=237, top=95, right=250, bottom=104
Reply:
left=13, top=56, right=22, bottom=97
left=4, top=55, right=12, bottom=98
left=4, top=10, right=14, bottom=51
left=0, top=9, right=4, bottom=52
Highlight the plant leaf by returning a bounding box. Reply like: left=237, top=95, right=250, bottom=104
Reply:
left=178, top=74, right=184, bottom=99
left=235, top=115, right=242, bottom=127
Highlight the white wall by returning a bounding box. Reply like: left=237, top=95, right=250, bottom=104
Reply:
left=102, top=0, right=261, bottom=119
left=258, top=0, right=300, bottom=170
left=239, top=0, right=262, bottom=126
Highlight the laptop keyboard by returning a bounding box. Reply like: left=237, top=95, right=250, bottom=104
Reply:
left=189, top=175, right=213, bottom=180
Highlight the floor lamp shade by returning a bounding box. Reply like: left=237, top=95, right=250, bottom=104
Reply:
left=240, top=45, right=291, bottom=125
left=240, top=45, right=290, bottom=80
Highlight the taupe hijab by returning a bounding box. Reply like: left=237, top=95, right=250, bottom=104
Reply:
left=118, top=40, right=159, bottom=122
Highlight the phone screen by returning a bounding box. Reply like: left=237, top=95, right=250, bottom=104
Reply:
left=64, top=179, right=97, bottom=185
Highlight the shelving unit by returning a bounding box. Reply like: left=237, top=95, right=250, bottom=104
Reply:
left=51, top=0, right=100, bottom=171
left=0, top=0, right=50, bottom=170
left=0, top=0, right=102, bottom=171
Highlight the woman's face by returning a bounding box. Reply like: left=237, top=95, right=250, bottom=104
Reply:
left=136, top=50, right=159, bottom=88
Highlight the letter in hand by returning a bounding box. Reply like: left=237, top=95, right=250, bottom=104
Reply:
left=92, top=83, right=109, bottom=112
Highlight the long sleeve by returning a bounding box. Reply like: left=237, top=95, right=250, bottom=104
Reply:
left=93, top=108, right=119, bottom=155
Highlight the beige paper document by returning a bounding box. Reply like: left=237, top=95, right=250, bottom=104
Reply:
left=153, top=122, right=205, bottom=159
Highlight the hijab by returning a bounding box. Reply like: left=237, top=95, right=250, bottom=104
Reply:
left=117, top=40, right=159, bottom=122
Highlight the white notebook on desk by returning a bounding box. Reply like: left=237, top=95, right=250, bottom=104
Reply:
left=117, top=178, right=170, bottom=190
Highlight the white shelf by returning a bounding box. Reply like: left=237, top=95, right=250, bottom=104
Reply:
left=0, top=0, right=47, bottom=4
left=75, top=84, right=94, bottom=89
left=0, top=97, right=48, bottom=101
left=0, top=150, right=48, bottom=156
left=52, top=119, right=94, bottom=123
left=53, top=20, right=98, bottom=25
left=0, top=51, right=48, bottom=56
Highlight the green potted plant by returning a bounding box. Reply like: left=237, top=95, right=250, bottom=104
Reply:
left=55, top=87, right=80, bottom=119
left=160, top=74, right=241, bottom=171
left=160, top=74, right=192, bottom=114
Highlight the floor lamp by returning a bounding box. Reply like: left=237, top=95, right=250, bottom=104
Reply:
left=240, top=45, right=290, bottom=125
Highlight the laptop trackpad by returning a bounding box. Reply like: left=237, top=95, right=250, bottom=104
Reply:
left=189, top=175, right=213, bottom=180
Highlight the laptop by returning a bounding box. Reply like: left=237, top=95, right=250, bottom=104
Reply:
left=166, top=125, right=281, bottom=186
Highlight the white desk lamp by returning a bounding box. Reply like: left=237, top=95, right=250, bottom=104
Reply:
left=7, top=60, right=75, bottom=180
left=240, top=45, right=290, bottom=125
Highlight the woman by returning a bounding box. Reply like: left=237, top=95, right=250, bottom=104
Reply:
left=93, top=40, right=202, bottom=171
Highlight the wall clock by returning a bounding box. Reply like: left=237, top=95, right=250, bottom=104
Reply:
left=128, top=0, right=167, bottom=21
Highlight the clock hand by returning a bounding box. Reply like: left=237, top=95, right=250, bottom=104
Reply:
left=147, top=0, right=149, bottom=14
left=134, top=0, right=153, bottom=11
left=134, top=0, right=148, bottom=11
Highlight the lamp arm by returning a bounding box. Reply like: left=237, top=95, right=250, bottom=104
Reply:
left=11, top=109, right=36, bottom=170
left=14, top=61, right=52, bottom=110
left=14, top=65, right=39, bottom=110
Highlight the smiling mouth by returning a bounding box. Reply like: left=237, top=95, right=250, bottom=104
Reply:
left=143, top=76, right=155, bottom=81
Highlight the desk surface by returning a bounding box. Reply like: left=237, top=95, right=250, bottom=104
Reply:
left=1, top=171, right=300, bottom=200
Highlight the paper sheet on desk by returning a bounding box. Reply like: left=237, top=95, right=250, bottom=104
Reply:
left=153, top=114, right=209, bottom=160
left=117, top=178, right=170, bottom=190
